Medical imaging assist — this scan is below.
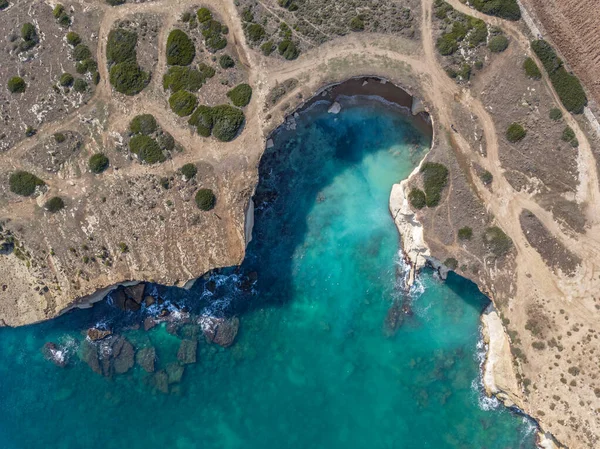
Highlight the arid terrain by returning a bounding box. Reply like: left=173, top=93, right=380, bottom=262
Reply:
left=1, top=0, right=600, bottom=448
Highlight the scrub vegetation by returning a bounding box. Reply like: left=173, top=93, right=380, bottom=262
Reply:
left=9, top=171, right=44, bottom=196
left=420, top=162, right=449, bottom=207
left=195, top=188, right=215, bottom=211
left=188, top=104, right=245, bottom=141
left=107, top=26, right=150, bottom=95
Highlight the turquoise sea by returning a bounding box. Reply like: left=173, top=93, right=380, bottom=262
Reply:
left=0, top=96, right=537, bottom=449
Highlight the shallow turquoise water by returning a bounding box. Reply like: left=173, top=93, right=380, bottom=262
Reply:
left=0, top=98, right=536, bottom=449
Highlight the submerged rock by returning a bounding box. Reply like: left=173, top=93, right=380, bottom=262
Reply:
left=110, top=284, right=146, bottom=312
left=86, top=328, right=112, bottom=341
left=177, top=339, right=197, bottom=364
left=384, top=301, right=404, bottom=337
left=136, top=346, right=156, bottom=373
left=80, top=335, right=135, bottom=376
left=152, top=370, right=169, bottom=394
left=328, top=101, right=341, bottom=114
left=143, top=316, right=157, bottom=331
left=200, top=316, right=239, bottom=347
left=166, top=362, right=185, bottom=384
left=112, top=337, right=135, bottom=374
left=42, top=342, right=68, bottom=367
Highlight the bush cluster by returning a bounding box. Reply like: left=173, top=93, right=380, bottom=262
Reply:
left=201, top=15, right=227, bottom=52
left=420, top=162, right=449, bottom=207
left=349, top=16, right=365, bottom=32
left=163, top=65, right=206, bottom=92
left=532, top=40, right=587, bottom=113
left=66, top=32, right=81, bottom=46
left=7, top=76, right=26, bottom=93
left=20, top=23, right=38, bottom=52
left=506, top=123, right=526, bottom=142
left=549, top=108, right=562, bottom=121
left=436, top=17, right=487, bottom=56
left=169, top=90, right=198, bottom=117
left=278, top=39, right=299, bottom=60
left=561, top=126, right=578, bottom=147
left=130, top=135, right=166, bottom=164
left=523, top=57, right=541, bottom=80
left=44, top=197, right=65, bottom=213
left=197, top=8, right=212, bottom=23
left=109, top=61, right=150, bottom=96
left=488, top=35, right=509, bottom=53
left=483, top=226, right=513, bottom=257
left=219, top=54, right=234, bottom=69
left=73, top=44, right=92, bottom=61
left=181, top=163, right=197, bottom=180
left=9, top=171, right=44, bottom=196
left=59, top=73, right=74, bottom=87
left=89, top=153, right=109, bottom=174
left=166, top=29, right=196, bottom=66
left=53, top=4, right=71, bottom=28
left=195, top=188, right=215, bottom=211
left=227, top=83, right=252, bottom=107
left=107, top=28, right=137, bottom=65
left=261, top=41, right=275, bottom=56
left=408, top=188, right=426, bottom=210
left=0, top=0, right=9, bottom=10
left=458, top=226, right=473, bottom=240
left=130, top=114, right=157, bottom=135
left=188, top=104, right=245, bottom=141
left=470, top=0, right=521, bottom=21
left=73, top=78, right=88, bottom=93
left=246, top=23, right=266, bottom=43
left=444, top=258, right=458, bottom=270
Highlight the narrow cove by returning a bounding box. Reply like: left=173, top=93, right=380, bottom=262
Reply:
left=0, top=80, right=537, bottom=449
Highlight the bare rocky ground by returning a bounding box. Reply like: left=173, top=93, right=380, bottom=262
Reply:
left=1, top=0, right=600, bottom=448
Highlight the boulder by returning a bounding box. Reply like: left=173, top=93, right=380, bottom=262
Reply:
left=86, top=328, right=112, bottom=341
left=111, top=286, right=142, bottom=312
left=143, top=316, right=157, bottom=331
left=200, top=316, right=239, bottom=348
left=135, top=346, right=156, bottom=373
left=42, top=342, right=67, bottom=367
left=144, top=296, right=155, bottom=307
left=124, top=284, right=145, bottom=305
left=79, top=340, right=102, bottom=375
left=112, top=337, right=135, bottom=374
left=177, top=339, right=197, bottom=364
left=166, top=363, right=185, bottom=384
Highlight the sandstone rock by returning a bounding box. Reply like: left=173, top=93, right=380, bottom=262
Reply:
left=177, top=339, right=197, bottom=364
left=200, top=316, right=239, bottom=347
left=135, top=346, right=156, bottom=373
left=166, top=362, right=184, bottom=384
left=86, top=328, right=112, bottom=341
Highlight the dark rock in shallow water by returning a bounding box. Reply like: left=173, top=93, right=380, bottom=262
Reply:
left=136, top=347, right=156, bottom=373
left=86, top=328, right=112, bottom=341
left=166, top=362, right=185, bottom=384
left=166, top=322, right=180, bottom=336
left=200, top=316, right=239, bottom=347
left=111, top=285, right=145, bottom=312
left=42, top=342, right=67, bottom=367
left=384, top=301, right=404, bottom=337
left=144, top=295, right=155, bottom=307
left=177, top=339, right=197, bottom=364
left=180, top=324, right=200, bottom=340
left=143, top=316, right=157, bottom=331
left=80, top=340, right=102, bottom=375
left=113, top=337, right=135, bottom=374
left=124, top=284, right=145, bottom=305
left=152, top=370, right=169, bottom=394
left=205, top=280, right=216, bottom=293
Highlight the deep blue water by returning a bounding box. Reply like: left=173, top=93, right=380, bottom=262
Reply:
left=0, top=97, right=536, bottom=449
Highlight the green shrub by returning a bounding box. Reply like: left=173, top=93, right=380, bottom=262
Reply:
left=89, top=153, right=109, bottom=173
left=162, top=65, right=205, bottom=92
left=246, top=23, right=265, bottom=43
left=54, top=133, right=66, bottom=143
left=106, top=0, right=126, bottom=5
left=195, top=188, right=215, bottom=211
left=483, top=226, right=513, bottom=257
left=9, top=171, right=44, bottom=196
left=73, top=44, right=91, bottom=61
left=93, top=71, right=101, bottom=85
left=130, top=135, right=166, bottom=164
left=437, top=33, right=459, bottom=56
left=219, top=54, right=234, bottom=69
left=523, top=57, right=541, bottom=80
left=57, top=12, right=71, bottom=28
left=470, top=0, right=521, bottom=21
left=44, top=197, right=65, bottom=213
left=549, top=108, right=562, bottom=121
left=408, top=188, right=426, bottom=210
left=188, top=105, right=214, bottom=137
left=561, top=126, right=575, bottom=142
left=0, top=0, right=9, bottom=10
left=444, top=258, right=458, bottom=270
left=197, top=7, right=212, bottom=23
left=107, top=28, right=137, bottom=65
left=25, top=126, right=36, bottom=137
left=59, top=73, right=74, bottom=87
left=349, top=16, right=365, bottom=32
left=532, top=40, right=587, bottom=113
left=211, top=105, right=245, bottom=141
left=480, top=170, right=493, bottom=185
left=21, top=22, right=38, bottom=43
left=506, top=123, right=526, bottom=142
left=261, top=41, right=275, bottom=56
left=7, top=76, right=26, bottom=93
left=458, top=226, right=473, bottom=240
left=227, top=83, right=252, bottom=107
left=66, top=32, right=81, bottom=46
left=130, top=114, right=157, bottom=135
left=169, top=90, right=198, bottom=117
left=197, top=63, right=216, bottom=79
left=278, top=39, right=299, bottom=60
left=53, top=4, right=64, bottom=18
left=420, top=162, right=449, bottom=207
left=166, top=29, right=196, bottom=66
left=73, top=78, right=88, bottom=93
left=467, top=19, right=488, bottom=47
left=157, top=132, right=175, bottom=152
left=457, top=63, right=471, bottom=81
left=109, top=61, right=150, bottom=95
left=242, top=8, right=253, bottom=22
left=181, top=163, right=197, bottom=180
left=488, top=35, right=509, bottom=53
left=202, top=19, right=227, bottom=51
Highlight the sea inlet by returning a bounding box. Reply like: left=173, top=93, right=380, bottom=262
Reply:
left=0, top=79, right=537, bottom=449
